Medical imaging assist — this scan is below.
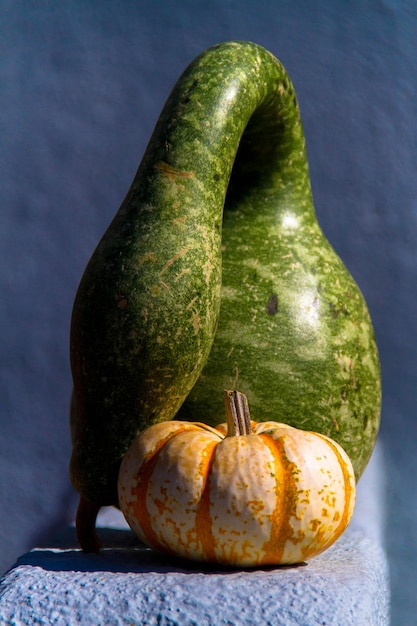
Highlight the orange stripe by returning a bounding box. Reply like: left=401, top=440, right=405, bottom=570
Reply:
left=258, top=434, right=299, bottom=565
left=132, top=425, right=198, bottom=555
left=193, top=441, right=218, bottom=562
left=312, top=433, right=356, bottom=551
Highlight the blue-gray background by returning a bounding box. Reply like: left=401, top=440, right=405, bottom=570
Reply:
left=1, top=1, right=416, bottom=622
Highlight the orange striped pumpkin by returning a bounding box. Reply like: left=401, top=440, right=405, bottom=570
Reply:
left=118, top=391, right=356, bottom=567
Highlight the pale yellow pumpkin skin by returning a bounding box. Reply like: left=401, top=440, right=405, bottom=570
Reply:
left=118, top=419, right=356, bottom=567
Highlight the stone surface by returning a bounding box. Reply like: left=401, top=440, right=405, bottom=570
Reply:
left=0, top=443, right=389, bottom=625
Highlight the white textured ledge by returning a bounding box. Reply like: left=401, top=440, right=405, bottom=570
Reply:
left=0, top=442, right=389, bottom=625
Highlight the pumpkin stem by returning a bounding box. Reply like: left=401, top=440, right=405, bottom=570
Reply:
left=224, top=390, right=252, bottom=437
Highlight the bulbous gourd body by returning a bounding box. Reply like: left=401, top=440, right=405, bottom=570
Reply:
left=175, top=43, right=381, bottom=480
left=70, top=41, right=381, bottom=520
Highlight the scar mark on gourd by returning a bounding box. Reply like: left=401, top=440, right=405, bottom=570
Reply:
left=160, top=248, right=190, bottom=275
left=172, top=216, right=188, bottom=225
left=186, top=296, right=198, bottom=310
left=192, top=311, right=201, bottom=334
left=155, top=161, right=195, bottom=180
left=174, top=268, right=191, bottom=282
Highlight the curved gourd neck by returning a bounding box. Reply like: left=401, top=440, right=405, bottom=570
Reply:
left=129, top=41, right=314, bottom=223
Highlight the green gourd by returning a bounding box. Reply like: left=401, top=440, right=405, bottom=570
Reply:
left=70, top=41, right=381, bottom=551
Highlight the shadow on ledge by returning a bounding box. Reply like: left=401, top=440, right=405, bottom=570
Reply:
left=14, top=526, right=306, bottom=576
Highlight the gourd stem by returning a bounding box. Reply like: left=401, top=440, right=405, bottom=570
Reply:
left=224, top=390, right=252, bottom=437
left=75, top=496, right=103, bottom=553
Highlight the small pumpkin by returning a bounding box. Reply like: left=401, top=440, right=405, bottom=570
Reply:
left=118, top=391, right=356, bottom=567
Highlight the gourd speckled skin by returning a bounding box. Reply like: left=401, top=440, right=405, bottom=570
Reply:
left=175, top=42, right=381, bottom=480
left=70, top=41, right=380, bottom=542
left=118, top=391, right=356, bottom=567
